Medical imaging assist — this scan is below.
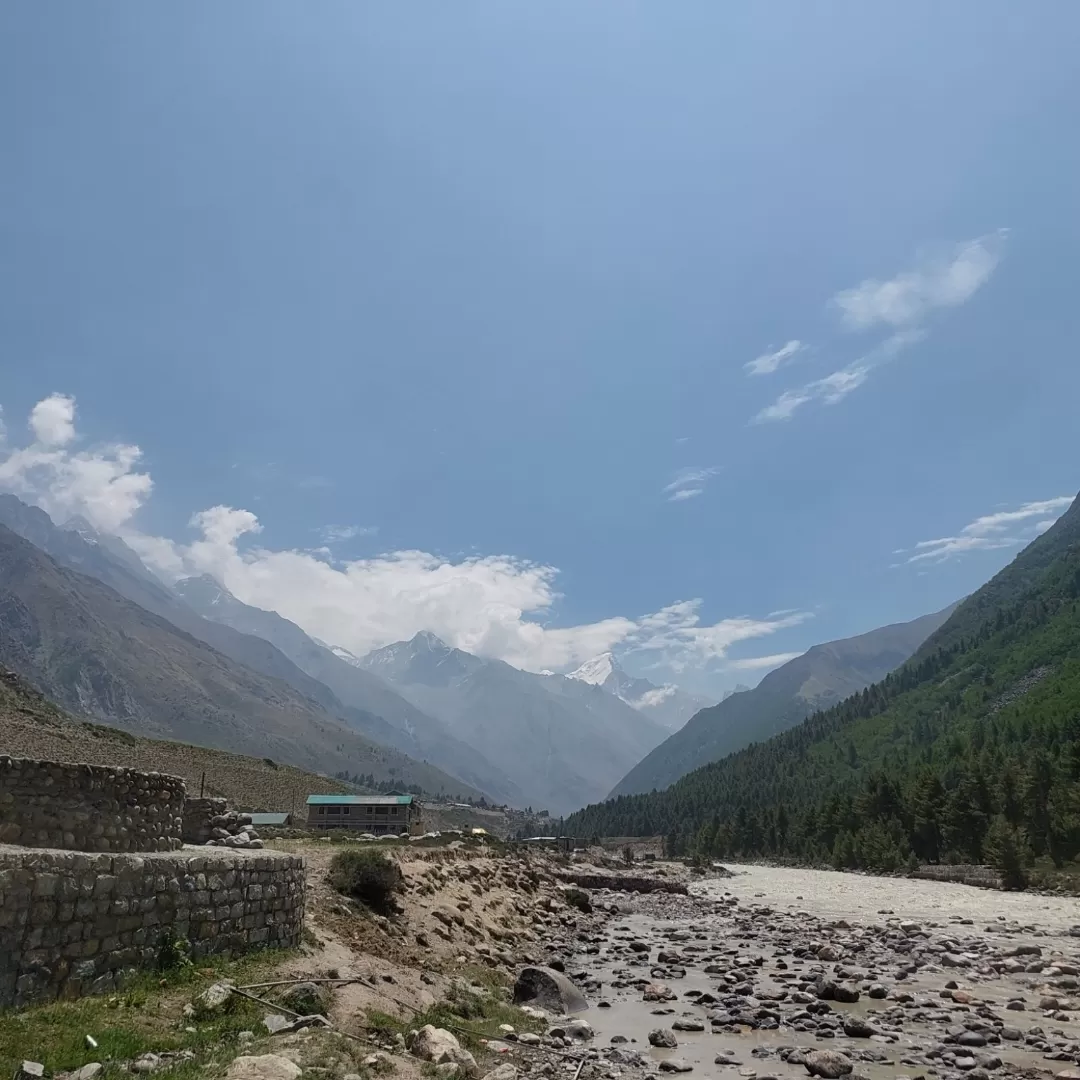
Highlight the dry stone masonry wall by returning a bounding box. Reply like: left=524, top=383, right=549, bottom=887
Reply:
left=0, top=756, right=185, bottom=852
left=182, top=797, right=263, bottom=848
left=0, top=755, right=305, bottom=1009
left=0, top=846, right=305, bottom=1008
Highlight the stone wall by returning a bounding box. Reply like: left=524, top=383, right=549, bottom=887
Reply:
left=911, top=863, right=1003, bottom=889
left=0, top=845, right=305, bottom=1008
left=182, top=798, right=262, bottom=848
left=0, top=756, right=185, bottom=853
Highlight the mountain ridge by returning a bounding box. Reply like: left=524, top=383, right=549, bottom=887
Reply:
left=608, top=604, right=956, bottom=798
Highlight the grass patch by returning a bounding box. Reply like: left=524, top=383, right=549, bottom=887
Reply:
left=363, top=981, right=544, bottom=1053
left=0, top=949, right=295, bottom=1079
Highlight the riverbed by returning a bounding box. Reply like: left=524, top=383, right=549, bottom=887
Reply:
left=567, top=863, right=1080, bottom=1080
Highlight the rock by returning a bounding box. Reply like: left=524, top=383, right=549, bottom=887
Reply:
left=227, top=1056, right=303, bottom=1080
left=565, top=1019, right=594, bottom=1041
left=362, top=1052, right=396, bottom=1071
left=649, top=1029, right=679, bottom=1048
left=942, top=953, right=971, bottom=968
left=956, top=1031, right=987, bottom=1048
left=630, top=940, right=651, bottom=953
left=644, top=981, right=677, bottom=1002
left=900, top=921, right=922, bottom=933
left=804, top=1050, right=854, bottom=1078
left=817, top=945, right=843, bottom=962
left=16, top=1064, right=45, bottom=1080
left=131, top=1054, right=162, bottom=1073
left=1054, top=1071, right=1080, bottom=1080
left=1040, top=997, right=1061, bottom=1011
left=658, top=1060, right=693, bottom=1073
left=70, top=1066, right=103, bottom=1080
left=279, top=982, right=330, bottom=1017
left=263, top=1014, right=292, bottom=1034
left=481, top=1067, right=518, bottom=1080
left=672, top=1019, right=705, bottom=1032
left=513, top=967, right=587, bottom=1014
left=842, top=1018, right=876, bottom=1038
left=954, top=1058, right=977, bottom=1072
left=409, top=1026, right=477, bottom=1076
left=867, top=984, right=888, bottom=999
left=194, top=982, right=234, bottom=1015
left=517, top=1033, right=541, bottom=1046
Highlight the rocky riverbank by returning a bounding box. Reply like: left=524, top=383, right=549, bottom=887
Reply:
left=551, top=862, right=1080, bottom=1080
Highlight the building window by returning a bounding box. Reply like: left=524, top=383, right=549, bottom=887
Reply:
left=390, top=806, right=398, bottom=816
left=343, top=806, right=350, bottom=816
left=317, top=807, right=325, bottom=816
left=327, top=806, right=341, bottom=816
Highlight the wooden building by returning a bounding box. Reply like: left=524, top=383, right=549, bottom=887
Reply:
left=305, top=794, right=421, bottom=835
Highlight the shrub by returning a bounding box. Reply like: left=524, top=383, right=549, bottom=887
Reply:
left=562, top=887, right=592, bottom=913
left=328, top=848, right=404, bottom=913
left=984, top=816, right=1032, bottom=891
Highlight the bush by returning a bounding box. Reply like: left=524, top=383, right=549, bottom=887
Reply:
left=328, top=848, right=404, bottom=913
left=562, top=887, right=592, bottom=913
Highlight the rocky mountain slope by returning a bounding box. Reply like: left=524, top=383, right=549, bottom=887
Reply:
left=362, top=632, right=669, bottom=814
left=173, top=574, right=521, bottom=805
left=0, top=496, right=506, bottom=799
left=566, top=490, right=1080, bottom=871
left=567, top=651, right=711, bottom=731
left=0, top=524, right=482, bottom=798
left=608, top=605, right=954, bottom=797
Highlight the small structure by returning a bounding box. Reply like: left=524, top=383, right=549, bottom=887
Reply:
left=249, top=812, right=292, bottom=827
left=306, top=793, right=422, bottom=835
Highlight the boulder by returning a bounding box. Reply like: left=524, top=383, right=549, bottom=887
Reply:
left=227, top=1056, right=303, bottom=1080
left=16, top=1065, right=45, bottom=1080
left=513, top=966, right=587, bottom=1014
left=481, top=1067, right=519, bottom=1080
left=194, top=982, right=234, bottom=1015
left=658, top=1061, right=693, bottom=1073
left=409, top=1025, right=478, bottom=1076
left=842, top=1018, right=876, bottom=1038
left=804, top=1050, right=854, bottom=1079
left=649, top=1029, right=678, bottom=1048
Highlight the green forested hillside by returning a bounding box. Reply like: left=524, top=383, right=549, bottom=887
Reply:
left=564, top=492, right=1080, bottom=875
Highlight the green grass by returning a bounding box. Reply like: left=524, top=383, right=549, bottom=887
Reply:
left=364, top=980, right=544, bottom=1053
left=0, top=950, right=295, bottom=1079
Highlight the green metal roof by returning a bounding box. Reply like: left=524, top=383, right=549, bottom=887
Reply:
left=306, top=794, right=414, bottom=805
left=249, top=812, right=291, bottom=825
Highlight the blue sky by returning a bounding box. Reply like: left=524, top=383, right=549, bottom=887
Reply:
left=2, top=3, right=1078, bottom=698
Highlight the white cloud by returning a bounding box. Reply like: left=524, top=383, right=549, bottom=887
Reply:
left=899, top=496, right=1073, bottom=565
left=29, top=393, right=77, bottom=447
left=0, top=396, right=152, bottom=533
left=0, top=393, right=809, bottom=679
left=729, top=651, right=804, bottom=672
left=753, top=331, right=921, bottom=424
left=320, top=524, right=377, bottom=544
left=665, top=466, right=721, bottom=502
left=833, top=230, right=1006, bottom=332
left=745, top=340, right=805, bottom=377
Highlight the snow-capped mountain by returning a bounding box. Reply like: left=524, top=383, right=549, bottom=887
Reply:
left=361, top=632, right=669, bottom=815
left=567, top=651, right=711, bottom=732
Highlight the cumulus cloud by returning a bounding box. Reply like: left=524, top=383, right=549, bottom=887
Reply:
left=745, top=340, right=805, bottom=377
left=833, top=230, right=1006, bottom=332
left=664, top=466, right=721, bottom=502
left=898, top=496, right=1073, bottom=565
left=0, top=394, right=809, bottom=677
left=753, top=332, right=921, bottom=424
left=0, top=395, right=152, bottom=532
left=29, top=394, right=78, bottom=446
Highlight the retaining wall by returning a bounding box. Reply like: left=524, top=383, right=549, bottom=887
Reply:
left=0, top=845, right=305, bottom=1008
left=0, top=756, right=185, bottom=853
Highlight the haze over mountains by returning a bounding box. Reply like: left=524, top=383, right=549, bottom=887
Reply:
left=567, top=490, right=1080, bottom=873
left=566, top=652, right=711, bottom=731
left=362, top=632, right=670, bottom=814
left=0, top=491, right=1017, bottom=825
left=610, top=605, right=956, bottom=797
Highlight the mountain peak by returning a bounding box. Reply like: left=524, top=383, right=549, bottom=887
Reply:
left=568, top=652, right=621, bottom=686
left=175, top=574, right=236, bottom=608
left=410, top=630, right=451, bottom=652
